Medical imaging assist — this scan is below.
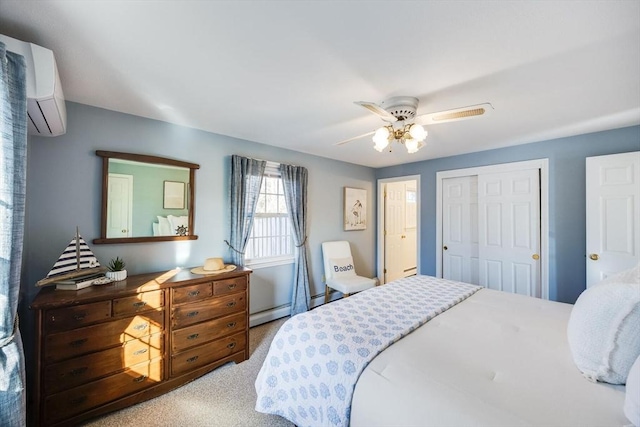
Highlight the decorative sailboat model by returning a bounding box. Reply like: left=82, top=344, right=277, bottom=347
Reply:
left=36, top=228, right=107, bottom=287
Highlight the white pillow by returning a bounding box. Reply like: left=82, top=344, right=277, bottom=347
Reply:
left=329, top=257, right=357, bottom=278
left=156, top=216, right=172, bottom=236
left=625, top=355, right=640, bottom=427
left=567, top=264, right=640, bottom=384
left=152, top=222, right=159, bottom=236
left=167, top=215, right=188, bottom=235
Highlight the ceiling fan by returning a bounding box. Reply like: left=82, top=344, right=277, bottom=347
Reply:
left=336, top=96, right=493, bottom=153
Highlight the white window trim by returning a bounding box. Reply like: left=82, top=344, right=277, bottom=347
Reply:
left=245, top=255, right=295, bottom=269
left=244, top=160, right=294, bottom=269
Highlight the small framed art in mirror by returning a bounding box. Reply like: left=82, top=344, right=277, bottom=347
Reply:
left=94, top=150, right=200, bottom=244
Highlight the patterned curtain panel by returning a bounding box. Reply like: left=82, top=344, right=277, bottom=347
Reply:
left=0, top=42, right=28, bottom=427
left=226, top=155, right=265, bottom=266
left=280, top=163, right=311, bottom=316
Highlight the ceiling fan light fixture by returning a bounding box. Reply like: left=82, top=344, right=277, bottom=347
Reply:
left=373, top=126, right=391, bottom=151
left=409, top=123, right=427, bottom=141
left=405, top=139, right=424, bottom=154
left=347, top=97, right=491, bottom=155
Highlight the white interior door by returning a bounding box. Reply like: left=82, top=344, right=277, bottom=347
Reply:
left=442, top=176, right=479, bottom=284
left=478, top=169, right=541, bottom=297
left=384, top=182, right=405, bottom=282
left=383, top=180, right=418, bottom=282
left=586, top=151, right=640, bottom=286
left=107, top=173, right=133, bottom=238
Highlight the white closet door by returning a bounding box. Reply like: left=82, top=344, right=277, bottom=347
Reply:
left=478, top=169, right=541, bottom=297
left=586, top=151, right=640, bottom=287
left=442, top=176, right=479, bottom=284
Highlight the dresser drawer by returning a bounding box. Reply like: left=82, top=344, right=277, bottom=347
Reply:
left=213, top=276, right=247, bottom=296
left=171, top=312, right=246, bottom=352
left=172, top=282, right=212, bottom=304
left=45, top=310, right=164, bottom=363
left=45, top=301, right=112, bottom=333
left=171, top=293, right=246, bottom=329
left=113, top=290, right=164, bottom=316
left=171, top=331, right=246, bottom=377
left=44, top=358, right=163, bottom=424
left=44, top=332, right=163, bottom=394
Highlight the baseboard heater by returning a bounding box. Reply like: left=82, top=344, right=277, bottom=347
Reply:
left=249, top=291, right=340, bottom=327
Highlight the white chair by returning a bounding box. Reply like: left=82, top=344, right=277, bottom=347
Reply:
left=322, top=241, right=376, bottom=304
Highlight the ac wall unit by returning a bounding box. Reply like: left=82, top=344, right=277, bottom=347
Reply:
left=0, top=34, right=67, bottom=137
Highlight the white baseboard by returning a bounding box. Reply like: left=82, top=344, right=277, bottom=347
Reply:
left=249, top=291, right=340, bottom=327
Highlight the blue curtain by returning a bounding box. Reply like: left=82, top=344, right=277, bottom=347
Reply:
left=0, top=42, right=28, bottom=427
left=280, top=163, right=311, bottom=316
left=226, top=155, right=265, bottom=266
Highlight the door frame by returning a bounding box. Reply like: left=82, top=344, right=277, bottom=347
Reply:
left=435, top=159, right=550, bottom=299
left=377, top=175, right=421, bottom=284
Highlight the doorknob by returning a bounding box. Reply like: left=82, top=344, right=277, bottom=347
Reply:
left=532, top=254, right=540, bottom=260
left=589, top=253, right=599, bottom=261
left=443, top=246, right=448, bottom=251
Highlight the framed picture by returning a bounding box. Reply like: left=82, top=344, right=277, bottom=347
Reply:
left=163, top=181, right=185, bottom=209
left=344, top=187, right=367, bottom=231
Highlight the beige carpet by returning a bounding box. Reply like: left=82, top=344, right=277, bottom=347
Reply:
left=84, top=318, right=294, bottom=427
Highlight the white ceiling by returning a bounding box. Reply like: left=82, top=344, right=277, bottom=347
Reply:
left=1, top=1, right=639, bottom=168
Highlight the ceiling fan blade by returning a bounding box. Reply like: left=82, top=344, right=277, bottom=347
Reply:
left=415, top=103, right=494, bottom=125
left=354, top=101, right=398, bottom=122
left=334, top=130, right=376, bottom=146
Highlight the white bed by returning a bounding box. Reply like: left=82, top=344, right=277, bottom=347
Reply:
left=255, top=274, right=637, bottom=427
left=351, top=288, right=626, bottom=426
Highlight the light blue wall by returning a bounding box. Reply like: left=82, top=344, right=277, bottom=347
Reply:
left=21, top=102, right=376, bottom=329
left=375, top=125, right=640, bottom=304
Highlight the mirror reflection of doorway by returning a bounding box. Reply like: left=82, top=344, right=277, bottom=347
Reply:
left=377, top=176, right=420, bottom=284
left=106, top=173, right=133, bottom=238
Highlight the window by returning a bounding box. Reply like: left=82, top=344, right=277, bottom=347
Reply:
left=245, top=163, right=294, bottom=267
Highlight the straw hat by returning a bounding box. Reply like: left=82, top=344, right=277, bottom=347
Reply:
left=190, top=257, right=236, bottom=275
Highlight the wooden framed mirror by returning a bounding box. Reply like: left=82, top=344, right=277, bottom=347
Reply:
left=94, top=151, right=200, bottom=244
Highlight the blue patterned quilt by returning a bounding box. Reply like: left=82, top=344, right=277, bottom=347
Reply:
left=254, top=275, right=481, bottom=427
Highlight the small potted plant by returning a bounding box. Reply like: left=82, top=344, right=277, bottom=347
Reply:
left=106, top=256, right=127, bottom=281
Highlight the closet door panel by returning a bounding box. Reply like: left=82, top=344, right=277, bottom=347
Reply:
left=442, top=176, right=479, bottom=285
left=479, top=169, right=540, bottom=297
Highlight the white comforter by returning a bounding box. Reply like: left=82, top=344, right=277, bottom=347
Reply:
left=351, top=288, right=628, bottom=427
left=254, top=275, right=481, bottom=427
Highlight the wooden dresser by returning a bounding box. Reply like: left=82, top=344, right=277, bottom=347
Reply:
left=30, top=267, right=251, bottom=426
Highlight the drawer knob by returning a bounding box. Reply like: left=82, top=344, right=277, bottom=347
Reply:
left=73, top=313, right=86, bottom=321
left=133, top=323, right=148, bottom=331
left=227, top=284, right=236, bottom=290
left=226, top=301, right=236, bottom=308
left=133, top=301, right=147, bottom=308
left=227, top=322, right=237, bottom=328
left=187, top=311, right=199, bottom=318
left=133, top=348, right=148, bottom=356
left=69, top=367, right=88, bottom=377
left=188, top=290, right=200, bottom=297
left=69, top=338, right=87, bottom=348
left=227, top=342, right=236, bottom=349
left=187, top=356, right=199, bottom=363
left=187, top=333, right=199, bottom=340
left=133, top=375, right=147, bottom=383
